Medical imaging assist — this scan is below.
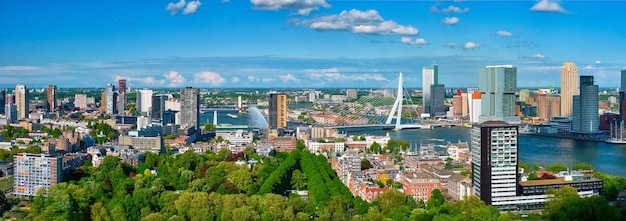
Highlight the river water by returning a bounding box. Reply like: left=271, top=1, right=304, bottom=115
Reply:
left=200, top=111, right=626, bottom=177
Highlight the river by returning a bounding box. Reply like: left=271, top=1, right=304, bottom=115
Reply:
left=200, top=111, right=626, bottom=177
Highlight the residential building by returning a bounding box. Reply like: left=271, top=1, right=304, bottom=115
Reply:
left=118, top=79, right=126, bottom=112
left=74, top=94, right=87, bottom=110
left=136, top=89, right=153, bottom=115
left=307, top=140, right=345, bottom=154
left=561, top=62, right=579, bottom=117
left=346, top=89, right=357, bottom=100
left=469, top=91, right=482, bottom=123
left=13, top=153, right=85, bottom=197
left=268, top=136, right=296, bottom=152
left=422, top=64, right=438, bottom=117
left=453, top=91, right=463, bottom=119
left=402, top=171, right=442, bottom=201
left=537, top=95, right=561, bottom=122
left=118, top=135, right=164, bottom=154
left=479, top=65, right=519, bottom=123
left=47, top=85, right=56, bottom=112
left=472, top=121, right=519, bottom=207
left=15, top=84, right=29, bottom=119
left=572, top=76, right=599, bottom=133
left=180, top=87, right=200, bottom=130
left=461, top=92, right=468, bottom=117
left=0, top=90, right=5, bottom=114
left=268, top=93, right=287, bottom=129
left=448, top=173, right=473, bottom=201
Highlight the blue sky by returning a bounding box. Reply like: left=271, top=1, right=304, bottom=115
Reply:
left=0, top=0, right=624, bottom=89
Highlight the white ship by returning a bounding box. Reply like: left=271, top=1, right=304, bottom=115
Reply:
left=227, top=113, right=238, bottom=119
left=606, top=120, right=626, bottom=144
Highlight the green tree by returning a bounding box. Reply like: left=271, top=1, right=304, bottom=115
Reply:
left=361, top=158, right=373, bottom=170
left=528, top=172, right=538, bottom=180
left=204, top=124, right=216, bottom=131
left=290, top=169, right=307, bottom=191
left=572, top=162, right=594, bottom=171
left=426, top=189, right=446, bottom=210
left=369, top=142, right=382, bottom=154
left=546, top=163, right=568, bottom=173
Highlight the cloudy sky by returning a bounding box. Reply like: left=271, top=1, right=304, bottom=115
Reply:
left=1, top=0, right=624, bottom=89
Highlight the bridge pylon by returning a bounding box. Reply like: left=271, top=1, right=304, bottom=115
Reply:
left=385, top=72, right=404, bottom=130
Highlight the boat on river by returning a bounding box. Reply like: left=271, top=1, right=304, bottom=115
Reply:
left=606, top=120, right=626, bottom=144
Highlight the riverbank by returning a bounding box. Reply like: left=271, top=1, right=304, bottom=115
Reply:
left=525, top=132, right=607, bottom=142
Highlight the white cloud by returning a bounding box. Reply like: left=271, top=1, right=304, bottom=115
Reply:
left=524, top=66, right=562, bottom=71
left=165, top=71, right=186, bottom=87
left=462, top=41, right=480, bottom=49
left=530, top=0, right=568, bottom=13
left=531, top=54, right=546, bottom=59
left=297, top=9, right=418, bottom=35
left=232, top=77, right=240, bottom=83
left=444, top=43, right=456, bottom=48
left=248, top=76, right=276, bottom=82
left=595, top=60, right=602, bottom=64
left=0, top=66, right=38, bottom=71
left=442, top=5, right=470, bottom=13
left=401, top=37, right=428, bottom=45
left=166, top=0, right=186, bottom=15
left=115, top=75, right=165, bottom=86
left=166, top=0, right=201, bottom=15
left=496, top=30, right=513, bottom=37
left=194, top=71, right=225, bottom=86
left=441, top=17, right=459, bottom=25
left=279, top=74, right=300, bottom=83
left=250, top=0, right=330, bottom=15
left=183, top=1, right=201, bottom=15
left=307, top=68, right=387, bottom=81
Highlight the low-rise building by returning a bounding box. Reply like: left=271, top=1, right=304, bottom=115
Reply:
left=448, top=173, right=473, bottom=201
left=307, top=140, right=345, bottom=154
left=401, top=171, right=442, bottom=201
left=118, top=135, right=164, bottom=154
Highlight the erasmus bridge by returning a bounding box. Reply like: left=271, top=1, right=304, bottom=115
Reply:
left=326, top=73, right=428, bottom=131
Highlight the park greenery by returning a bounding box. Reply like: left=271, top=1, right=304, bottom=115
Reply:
left=0, top=144, right=623, bottom=220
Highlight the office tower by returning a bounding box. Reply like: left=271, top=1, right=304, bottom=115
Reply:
left=453, top=90, right=463, bottom=119
left=15, top=84, right=29, bottom=119
left=560, top=62, right=578, bottom=117
left=118, top=79, right=127, bottom=113
left=47, top=84, right=57, bottom=112
left=268, top=93, right=287, bottom=129
left=136, top=89, right=153, bottom=115
left=422, top=64, right=438, bottom=116
left=621, top=70, right=626, bottom=122
left=180, top=87, right=200, bottom=130
left=472, top=121, right=519, bottom=206
left=537, top=96, right=561, bottom=122
left=100, top=91, right=106, bottom=113
left=0, top=90, right=5, bottom=114
left=151, top=95, right=167, bottom=121
left=572, top=76, right=599, bottom=133
left=74, top=94, right=87, bottom=110
left=5, top=103, right=17, bottom=123
left=429, top=84, right=446, bottom=117
left=461, top=93, right=468, bottom=117
left=6, top=94, right=14, bottom=104
left=470, top=91, right=482, bottom=123
left=105, top=84, right=117, bottom=115
left=14, top=153, right=64, bottom=197
left=478, top=65, right=518, bottom=123
left=346, top=89, right=357, bottom=100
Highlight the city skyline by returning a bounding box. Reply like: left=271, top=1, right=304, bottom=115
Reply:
left=1, top=0, right=625, bottom=88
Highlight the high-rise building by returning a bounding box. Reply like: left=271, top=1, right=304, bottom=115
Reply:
left=478, top=65, right=518, bottom=123
left=13, top=153, right=63, bottom=197
left=0, top=90, right=5, bottom=114
left=47, top=84, right=57, bottom=112
left=422, top=64, right=438, bottom=116
left=536, top=95, right=561, bottom=122
left=118, top=79, right=127, bottom=113
left=572, top=76, right=599, bottom=133
left=100, top=91, right=106, bottom=113
left=180, top=87, right=200, bottom=130
left=472, top=121, right=519, bottom=206
left=136, top=89, right=153, bottom=115
left=452, top=90, right=463, bottom=119
left=268, top=93, right=287, bottom=129
left=105, top=84, right=117, bottom=115
left=346, top=89, right=357, bottom=100
left=15, top=84, right=29, bottom=119
left=429, top=84, right=446, bottom=117
left=620, top=70, right=626, bottom=122
left=461, top=92, right=468, bottom=117
left=151, top=95, right=167, bottom=121
left=469, top=91, right=482, bottom=123
left=74, top=94, right=87, bottom=110
left=5, top=103, right=17, bottom=123
left=560, top=62, right=579, bottom=117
